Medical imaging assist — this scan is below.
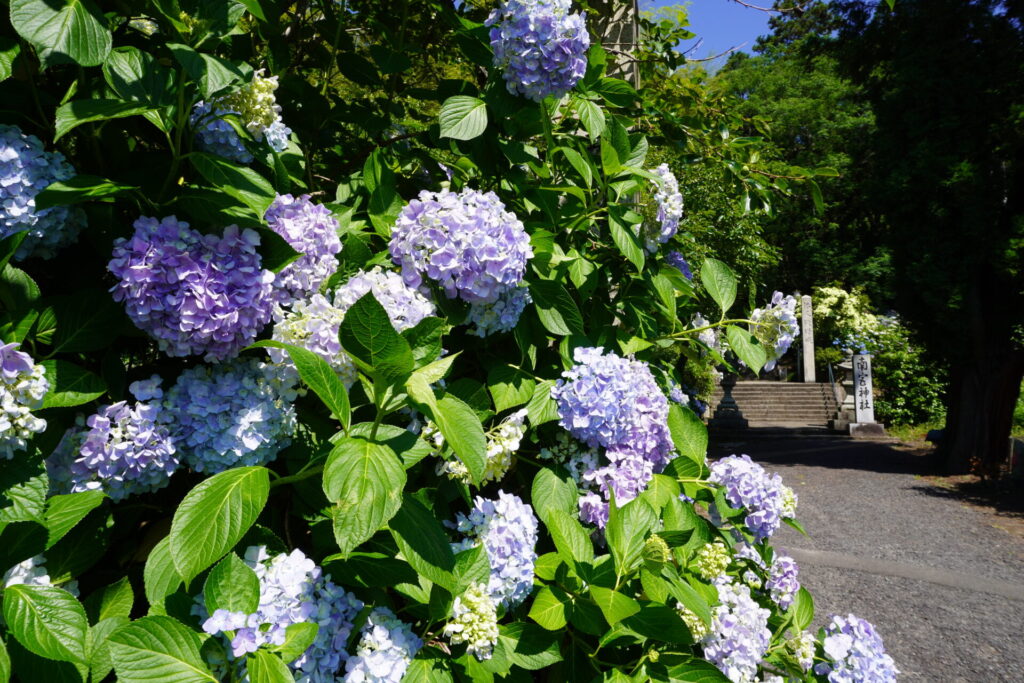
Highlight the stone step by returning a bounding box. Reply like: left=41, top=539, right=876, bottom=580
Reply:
left=709, top=381, right=840, bottom=426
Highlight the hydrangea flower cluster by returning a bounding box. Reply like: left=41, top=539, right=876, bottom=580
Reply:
left=816, top=614, right=899, bottom=682
left=709, top=454, right=793, bottom=542
left=695, top=541, right=731, bottom=579
left=163, top=359, right=296, bottom=473
left=666, top=250, right=693, bottom=280
left=453, top=491, right=538, bottom=609
left=0, top=125, right=86, bottom=260
left=333, top=268, right=437, bottom=332
left=2, top=555, right=78, bottom=596
left=108, top=216, right=275, bottom=361
left=645, top=164, right=683, bottom=250
left=271, top=294, right=354, bottom=388
left=440, top=409, right=527, bottom=484
left=47, top=377, right=178, bottom=501
left=765, top=554, right=800, bottom=610
left=701, top=578, right=772, bottom=683
left=466, top=286, right=531, bottom=337
left=787, top=629, right=816, bottom=672
left=264, top=194, right=342, bottom=305
left=444, top=582, right=499, bottom=661
left=192, top=70, right=291, bottom=163
left=389, top=188, right=532, bottom=305
left=677, top=604, right=709, bottom=640
left=344, top=608, right=423, bottom=682
left=486, top=0, right=590, bottom=102
left=0, top=341, right=49, bottom=459
left=692, top=313, right=719, bottom=350
left=750, top=292, right=799, bottom=372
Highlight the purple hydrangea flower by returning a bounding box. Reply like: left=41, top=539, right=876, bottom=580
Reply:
left=765, top=554, right=800, bottom=610
left=701, top=578, right=772, bottom=683
left=47, top=377, right=178, bottom=501
left=645, top=164, right=683, bottom=250
left=190, top=102, right=253, bottom=164
left=344, top=607, right=423, bottom=682
left=466, top=286, right=531, bottom=337
left=0, top=341, right=49, bottom=459
left=389, top=188, right=532, bottom=304
left=0, top=124, right=86, bottom=260
left=191, top=70, right=290, bottom=162
left=816, top=614, right=898, bottom=682
left=750, top=292, right=799, bottom=372
left=108, top=216, right=275, bottom=362
left=708, top=454, right=790, bottom=542
left=487, top=0, right=590, bottom=102
left=162, top=359, right=296, bottom=474
left=453, top=491, right=538, bottom=610
left=666, top=251, right=693, bottom=280
left=333, top=267, right=437, bottom=331
left=264, top=194, right=342, bottom=306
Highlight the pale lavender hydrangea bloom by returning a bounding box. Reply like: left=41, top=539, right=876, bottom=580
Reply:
left=666, top=251, right=693, bottom=280
left=191, top=70, right=290, bottom=162
left=264, top=194, right=342, bottom=305
left=190, top=102, right=253, bottom=163
left=0, top=341, right=49, bottom=459
left=333, top=267, right=437, bottom=331
left=701, top=578, right=772, bottom=683
left=466, top=286, right=531, bottom=337
left=453, top=491, right=538, bottom=610
left=765, top=554, right=799, bottom=610
left=108, top=216, right=275, bottom=362
left=46, top=377, right=178, bottom=501
left=163, top=359, right=296, bottom=474
left=709, top=454, right=790, bottom=542
left=271, top=293, right=355, bottom=388
left=2, top=554, right=79, bottom=596
left=816, top=614, right=898, bottom=683
left=750, top=292, right=799, bottom=372
left=487, top=0, right=590, bottom=102
left=344, top=607, right=422, bottom=682
left=0, top=125, right=86, bottom=260
left=646, top=164, right=683, bottom=250
left=389, top=188, right=532, bottom=304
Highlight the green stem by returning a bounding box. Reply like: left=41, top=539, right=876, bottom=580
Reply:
left=158, top=71, right=188, bottom=204
left=539, top=99, right=557, bottom=158
left=668, top=318, right=767, bottom=339
left=269, top=463, right=324, bottom=489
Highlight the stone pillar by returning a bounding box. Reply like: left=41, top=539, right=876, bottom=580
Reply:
left=801, top=295, right=815, bottom=383
left=849, top=353, right=887, bottom=438
left=709, top=373, right=749, bottom=430
left=590, top=0, right=640, bottom=88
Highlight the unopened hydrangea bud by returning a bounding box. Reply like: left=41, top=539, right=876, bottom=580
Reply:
left=344, top=607, right=422, bottom=682
left=0, top=341, right=49, bottom=459
left=816, top=613, right=898, bottom=682
left=787, top=629, right=816, bottom=672
left=645, top=164, right=683, bottom=251
left=695, top=541, right=731, bottom=579
left=264, top=194, right=342, bottom=306
left=440, top=409, right=527, bottom=485
left=677, top=604, right=709, bottom=640
left=643, top=534, right=671, bottom=564
left=750, top=292, right=799, bottom=372
left=781, top=484, right=798, bottom=519
left=444, top=582, right=499, bottom=661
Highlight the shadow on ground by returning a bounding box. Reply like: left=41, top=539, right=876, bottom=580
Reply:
left=709, top=433, right=932, bottom=476
left=910, top=476, right=1024, bottom=521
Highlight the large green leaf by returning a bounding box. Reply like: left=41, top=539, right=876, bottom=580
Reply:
left=102, top=46, right=174, bottom=108
left=0, top=37, right=21, bottom=83
left=0, top=636, right=10, bottom=682
left=528, top=279, right=584, bottom=336
left=323, top=437, right=406, bottom=556
left=790, top=587, right=815, bottom=631
left=34, top=175, right=138, bottom=210
left=47, top=290, right=125, bottom=354
left=487, top=365, right=535, bottom=413
left=109, top=616, right=216, bottom=683
left=606, top=498, right=656, bottom=578
left=530, top=468, right=577, bottom=522
left=338, top=293, right=413, bottom=384
left=203, top=553, right=260, bottom=615
left=169, top=467, right=269, bottom=585
left=167, top=44, right=250, bottom=100
left=545, top=510, right=593, bottom=566
left=143, top=536, right=182, bottom=611
left=700, top=258, right=737, bottom=315
left=86, top=615, right=128, bottom=682
left=247, top=650, right=294, bottom=683
left=528, top=586, right=570, bottom=631
left=88, top=577, right=134, bottom=623
left=406, top=374, right=486, bottom=485
left=389, top=495, right=457, bottom=593
left=439, top=96, right=488, bottom=141
left=725, top=325, right=767, bottom=375
left=44, top=490, right=105, bottom=549
left=608, top=208, right=645, bottom=272
left=39, top=360, right=106, bottom=409
left=189, top=152, right=276, bottom=217
left=10, top=0, right=112, bottom=67
left=576, top=99, right=605, bottom=141
left=2, top=584, right=88, bottom=665
left=588, top=586, right=640, bottom=625
left=667, top=403, right=708, bottom=466
left=54, top=99, right=156, bottom=141
left=247, top=340, right=350, bottom=429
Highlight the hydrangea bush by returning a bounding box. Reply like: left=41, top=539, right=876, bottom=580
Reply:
left=0, top=3, right=894, bottom=683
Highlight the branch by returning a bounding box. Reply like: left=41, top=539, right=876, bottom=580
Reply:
left=687, top=43, right=746, bottom=63
left=726, top=0, right=815, bottom=12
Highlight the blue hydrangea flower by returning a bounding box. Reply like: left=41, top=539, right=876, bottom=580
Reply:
left=708, top=454, right=792, bottom=542
left=701, top=578, right=772, bottom=683
left=190, top=102, right=253, bottom=163
left=645, top=164, right=683, bottom=250
left=816, top=614, right=898, bottom=682
left=487, top=0, right=590, bottom=102
left=389, top=188, right=532, bottom=304
left=108, top=216, right=275, bottom=362
left=264, top=194, right=342, bottom=306
left=0, top=341, right=49, bottom=459
left=47, top=377, right=178, bottom=501
left=162, top=359, right=296, bottom=474
left=466, top=286, right=531, bottom=337
left=0, top=124, right=86, bottom=260
left=452, top=491, right=538, bottom=610
left=344, top=607, right=423, bottom=682
left=666, top=250, right=693, bottom=280
left=191, top=70, right=291, bottom=162
left=750, top=291, right=799, bottom=372
left=333, top=267, right=437, bottom=331
left=765, top=554, right=799, bottom=610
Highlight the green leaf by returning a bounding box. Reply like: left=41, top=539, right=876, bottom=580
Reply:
left=169, top=467, right=270, bottom=585
left=143, top=537, right=182, bottom=611
left=556, top=147, right=593, bottom=188
left=189, top=152, right=275, bottom=217
left=545, top=510, right=593, bottom=566
left=389, top=495, right=457, bottom=592
left=0, top=37, right=21, bottom=83
left=576, top=99, right=605, bottom=141
left=439, top=96, right=488, bottom=141
left=406, top=375, right=487, bottom=485
left=526, top=380, right=559, bottom=426
left=338, top=293, right=414, bottom=383
left=639, top=474, right=680, bottom=513
left=44, top=491, right=106, bottom=549
left=623, top=605, right=693, bottom=644
left=608, top=208, right=645, bottom=272
left=47, top=290, right=125, bottom=354
left=269, top=623, right=318, bottom=664
left=92, top=578, right=134, bottom=623
left=606, top=498, right=656, bottom=578
left=103, top=46, right=174, bottom=108
left=2, top=584, right=88, bottom=664
left=39, top=360, right=106, bottom=409
left=530, top=468, right=577, bottom=522
left=588, top=586, right=640, bottom=625
left=34, top=175, right=138, bottom=210
left=503, top=623, right=563, bottom=670
left=528, top=586, right=570, bottom=631
left=54, top=99, right=155, bottom=142
left=528, top=279, right=584, bottom=336
left=204, top=553, right=260, bottom=615
left=661, top=659, right=732, bottom=682
left=0, top=456, right=47, bottom=525
left=247, top=650, right=293, bottom=683
left=109, top=616, right=216, bottom=682
left=167, top=44, right=250, bottom=100
left=0, top=636, right=10, bottom=682
left=725, top=326, right=767, bottom=375
left=809, top=179, right=824, bottom=213
left=662, top=568, right=712, bottom=628
left=10, top=0, right=112, bottom=67
left=667, top=404, right=708, bottom=466
left=596, top=77, right=638, bottom=107
left=700, top=258, right=737, bottom=315
left=86, top=615, right=128, bottom=682
left=323, top=437, right=406, bottom=556
left=247, top=340, right=350, bottom=428
left=487, top=365, right=535, bottom=412
left=790, top=587, right=814, bottom=631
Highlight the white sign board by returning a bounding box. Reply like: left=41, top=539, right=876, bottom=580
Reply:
left=853, top=353, right=875, bottom=424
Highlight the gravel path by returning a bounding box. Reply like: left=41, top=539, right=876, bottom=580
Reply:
left=710, top=435, right=1024, bottom=682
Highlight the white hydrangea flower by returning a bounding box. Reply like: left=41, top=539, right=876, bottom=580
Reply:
left=444, top=582, right=499, bottom=661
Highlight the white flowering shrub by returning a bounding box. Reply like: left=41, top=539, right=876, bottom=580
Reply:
left=0, top=2, right=893, bottom=682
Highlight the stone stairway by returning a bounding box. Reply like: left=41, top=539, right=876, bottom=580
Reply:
left=709, top=381, right=839, bottom=428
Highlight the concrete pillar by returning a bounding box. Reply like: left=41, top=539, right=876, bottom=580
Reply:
left=590, top=0, right=640, bottom=88
left=801, top=294, right=816, bottom=383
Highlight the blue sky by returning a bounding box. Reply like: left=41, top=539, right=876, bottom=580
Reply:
left=642, top=1, right=772, bottom=69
